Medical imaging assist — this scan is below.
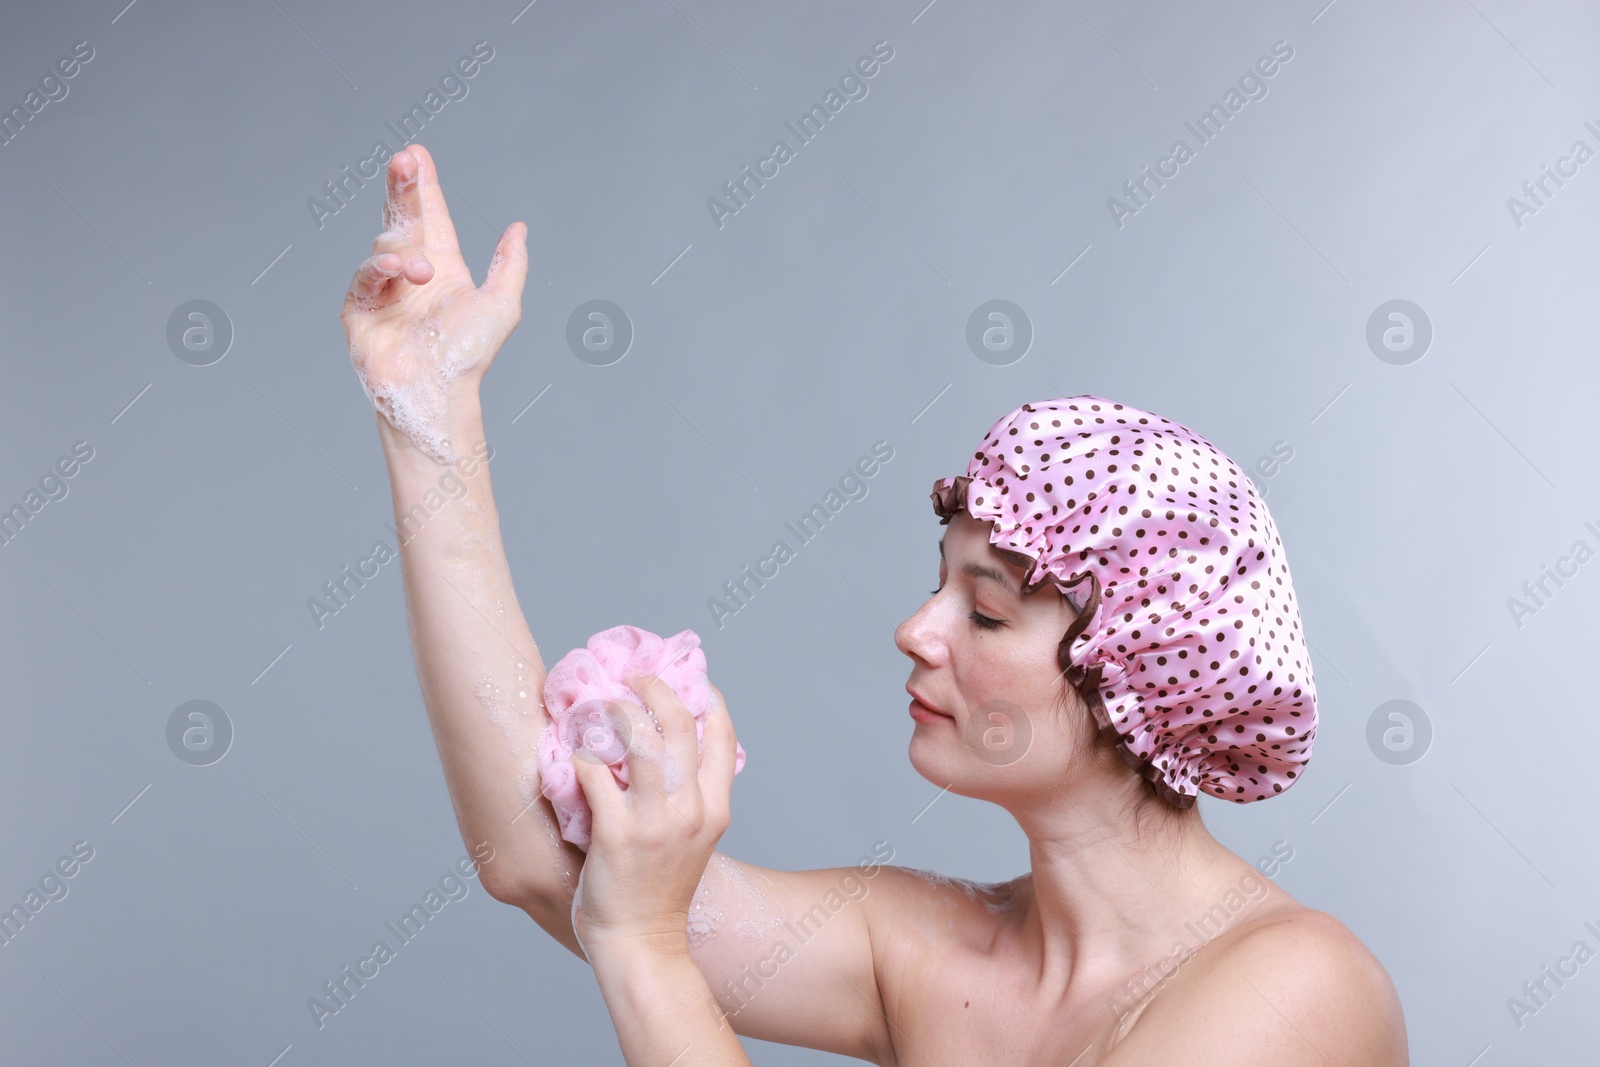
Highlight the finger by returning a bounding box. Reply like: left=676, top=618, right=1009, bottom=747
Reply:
left=371, top=229, right=434, bottom=285
left=343, top=253, right=405, bottom=311
left=628, top=674, right=697, bottom=794
left=400, top=143, right=463, bottom=261
left=607, top=694, right=670, bottom=802
left=382, top=149, right=424, bottom=245
left=569, top=743, right=625, bottom=835
left=481, top=221, right=528, bottom=310
left=698, top=683, right=738, bottom=819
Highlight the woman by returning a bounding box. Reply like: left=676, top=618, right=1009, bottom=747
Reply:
left=340, top=143, right=1409, bottom=1065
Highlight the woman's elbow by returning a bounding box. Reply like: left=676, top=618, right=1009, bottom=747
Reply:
left=478, top=863, right=547, bottom=910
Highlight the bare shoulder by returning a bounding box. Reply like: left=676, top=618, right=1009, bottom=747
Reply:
left=1104, top=906, right=1409, bottom=1066
left=863, top=864, right=1024, bottom=940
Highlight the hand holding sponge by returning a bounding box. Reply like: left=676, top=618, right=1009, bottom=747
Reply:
left=537, top=625, right=747, bottom=851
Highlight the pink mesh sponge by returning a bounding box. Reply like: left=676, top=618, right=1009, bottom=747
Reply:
left=538, top=625, right=747, bottom=851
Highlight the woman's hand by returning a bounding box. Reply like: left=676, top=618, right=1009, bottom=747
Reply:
left=338, top=142, right=528, bottom=463
left=569, top=675, right=739, bottom=956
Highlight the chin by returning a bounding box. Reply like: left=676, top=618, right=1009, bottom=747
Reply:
left=906, top=732, right=951, bottom=783
left=906, top=735, right=986, bottom=799
left=908, top=733, right=1064, bottom=806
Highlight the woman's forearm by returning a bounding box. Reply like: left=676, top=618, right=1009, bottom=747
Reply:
left=376, top=398, right=585, bottom=939
left=588, top=935, right=753, bottom=1067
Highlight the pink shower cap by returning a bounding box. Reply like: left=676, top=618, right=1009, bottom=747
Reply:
left=930, top=396, right=1317, bottom=807
left=539, top=624, right=747, bottom=851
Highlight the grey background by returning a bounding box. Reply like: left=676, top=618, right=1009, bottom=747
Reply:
left=1, top=0, right=1596, bottom=1063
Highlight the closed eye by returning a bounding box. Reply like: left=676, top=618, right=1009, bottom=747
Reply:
left=928, top=585, right=1004, bottom=630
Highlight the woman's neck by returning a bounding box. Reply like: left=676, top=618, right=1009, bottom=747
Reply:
left=1007, top=790, right=1278, bottom=1003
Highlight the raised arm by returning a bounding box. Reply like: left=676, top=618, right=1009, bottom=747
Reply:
left=341, top=144, right=903, bottom=1062
left=339, top=143, right=583, bottom=950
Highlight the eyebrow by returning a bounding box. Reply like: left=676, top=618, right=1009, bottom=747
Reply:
left=939, top=536, right=1018, bottom=596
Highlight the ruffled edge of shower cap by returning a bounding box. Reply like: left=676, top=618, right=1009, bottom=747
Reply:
left=928, top=397, right=1317, bottom=810
left=930, top=472, right=1205, bottom=809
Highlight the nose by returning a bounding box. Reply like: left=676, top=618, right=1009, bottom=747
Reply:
left=894, top=595, right=941, bottom=665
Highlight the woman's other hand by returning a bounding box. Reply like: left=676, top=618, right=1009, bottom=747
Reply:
left=338, top=143, right=527, bottom=462
left=569, top=676, right=739, bottom=956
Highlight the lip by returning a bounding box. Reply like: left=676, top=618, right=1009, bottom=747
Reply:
left=907, top=686, right=954, bottom=721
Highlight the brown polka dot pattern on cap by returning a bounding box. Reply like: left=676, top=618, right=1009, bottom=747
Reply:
left=930, top=396, right=1317, bottom=808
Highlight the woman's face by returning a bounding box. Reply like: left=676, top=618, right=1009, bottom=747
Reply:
left=894, top=511, right=1090, bottom=798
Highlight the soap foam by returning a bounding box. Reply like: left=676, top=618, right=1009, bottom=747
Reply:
left=687, top=872, right=724, bottom=948
left=544, top=819, right=576, bottom=896
left=477, top=656, right=551, bottom=814
left=475, top=673, right=512, bottom=735
left=515, top=756, right=540, bottom=808
left=706, top=854, right=783, bottom=945
left=476, top=637, right=546, bottom=729
left=349, top=298, right=497, bottom=464
left=907, top=867, right=1017, bottom=915
left=382, top=169, right=420, bottom=243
